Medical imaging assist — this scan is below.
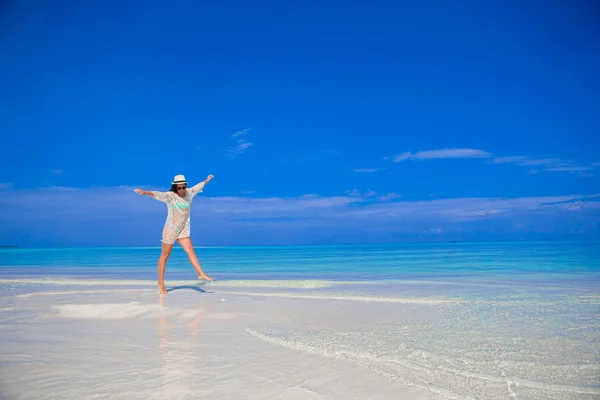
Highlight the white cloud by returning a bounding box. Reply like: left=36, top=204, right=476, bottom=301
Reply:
left=226, top=129, right=252, bottom=158
left=232, top=129, right=250, bottom=137
left=560, top=201, right=583, bottom=211
left=545, top=166, right=594, bottom=172
left=344, top=189, right=377, bottom=198
left=4, top=186, right=598, bottom=221
left=490, top=156, right=562, bottom=166
left=340, top=194, right=600, bottom=222
left=387, top=148, right=596, bottom=177
left=378, top=192, right=402, bottom=201
left=227, top=141, right=252, bottom=156
left=1, top=186, right=599, bottom=245
left=392, top=148, right=492, bottom=163
left=344, top=189, right=362, bottom=197
left=352, top=168, right=385, bottom=173
left=490, top=156, right=596, bottom=176
left=197, top=191, right=600, bottom=223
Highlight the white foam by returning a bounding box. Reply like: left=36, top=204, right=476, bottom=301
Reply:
left=55, top=302, right=161, bottom=319
left=0, top=277, right=527, bottom=291
left=1, top=277, right=335, bottom=288
left=16, top=289, right=148, bottom=298
left=1, top=278, right=173, bottom=286
left=1, top=277, right=371, bottom=290
left=246, top=328, right=600, bottom=399
left=245, top=328, right=470, bottom=400
left=212, top=279, right=335, bottom=289
left=219, top=290, right=460, bottom=305
left=53, top=301, right=241, bottom=322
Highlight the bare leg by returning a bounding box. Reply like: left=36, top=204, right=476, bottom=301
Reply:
left=177, top=237, right=213, bottom=281
left=158, top=242, right=174, bottom=294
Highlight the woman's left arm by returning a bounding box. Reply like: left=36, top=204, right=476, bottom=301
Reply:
left=188, top=174, right=214, bottom=197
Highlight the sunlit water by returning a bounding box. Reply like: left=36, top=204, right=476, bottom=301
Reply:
left=1, top=242, right=599, bottom=399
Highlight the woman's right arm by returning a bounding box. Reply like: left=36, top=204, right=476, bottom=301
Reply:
left=134, top=189, right=156, bottom=197
left=134, top=189, right=169, bottom=202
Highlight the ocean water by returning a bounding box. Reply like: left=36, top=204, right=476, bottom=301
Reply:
left=1, top=241, right=599, bottom=283
left=1, top=241, right=599, bottom=399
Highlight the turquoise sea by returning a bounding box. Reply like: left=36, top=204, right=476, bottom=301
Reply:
left=1, top=241, right=599, bottom=399
left=2, top=241, right=599, bottom=284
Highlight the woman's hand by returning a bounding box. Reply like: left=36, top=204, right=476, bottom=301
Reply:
left=134, top=189, right=144, bottom=195
left=206, top=174, right=214, bottom=182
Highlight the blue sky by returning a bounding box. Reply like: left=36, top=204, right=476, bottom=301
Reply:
left=1, top=0, right=599, bottom=246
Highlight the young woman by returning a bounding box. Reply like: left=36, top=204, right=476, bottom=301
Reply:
left=134, top=174, right=214, bottom=295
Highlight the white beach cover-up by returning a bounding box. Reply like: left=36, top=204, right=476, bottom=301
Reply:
left=151, top=182, right=205, bottom=244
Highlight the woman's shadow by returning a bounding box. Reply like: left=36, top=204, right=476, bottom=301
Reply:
left=166, top=283, right=213, bottom=294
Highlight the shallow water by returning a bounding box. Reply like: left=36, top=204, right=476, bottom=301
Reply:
left=2, top=241, right=599, bottom=283
left=1, top=242, right=599, bottom=399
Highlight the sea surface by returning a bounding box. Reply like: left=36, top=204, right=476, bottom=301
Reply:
left=1, top=241, right=599, bottom=283
left=1, top=241, right=599, bottom=399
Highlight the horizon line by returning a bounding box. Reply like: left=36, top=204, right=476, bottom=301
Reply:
left=2, top=239, right=599, bottom=250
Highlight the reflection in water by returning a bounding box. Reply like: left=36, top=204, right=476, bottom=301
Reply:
left=156, top=296, right=208, bottom=398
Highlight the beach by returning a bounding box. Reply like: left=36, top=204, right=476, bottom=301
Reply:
left=1, top=242, right=599, bottom=399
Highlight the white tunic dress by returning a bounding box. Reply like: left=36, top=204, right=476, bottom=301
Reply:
left=151, top=182, right=205, bottom=244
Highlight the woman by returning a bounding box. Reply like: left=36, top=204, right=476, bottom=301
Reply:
left=134, top=174, right=214, bottom=295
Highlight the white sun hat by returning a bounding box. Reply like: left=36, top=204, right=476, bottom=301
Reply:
left=172, top=174, right=187, bottom=184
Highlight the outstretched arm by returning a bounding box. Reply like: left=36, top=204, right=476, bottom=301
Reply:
left=134, top=188, right=170, bottom=202
left=134, top=189, right=155, bottom=197
left=189, top=174, right=214, bottom=197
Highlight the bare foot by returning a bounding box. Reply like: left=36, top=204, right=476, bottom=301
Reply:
left=198, top=273, right=214, bottom=281
left=158, top=282, right=167, bottom=295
